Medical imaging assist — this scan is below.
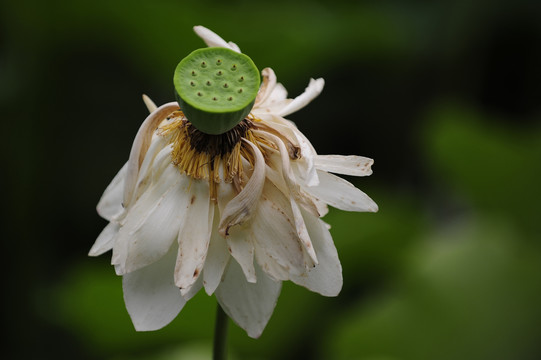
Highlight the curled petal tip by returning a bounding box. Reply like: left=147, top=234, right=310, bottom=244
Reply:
left=278, top=77, right=325, bottom=117
left=142, top=94, right=157, bottom=113
left=192, top=25, right=240, bottom=52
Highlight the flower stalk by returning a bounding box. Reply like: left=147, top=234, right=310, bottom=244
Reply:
left=213, top=304, right=229, bottom=360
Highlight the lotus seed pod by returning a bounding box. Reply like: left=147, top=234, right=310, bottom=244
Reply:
left=174, top=47, right=260, bottom=135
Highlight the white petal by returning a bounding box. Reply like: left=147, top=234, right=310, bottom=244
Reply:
left=113, top=166, right=190, bottom=274
left=264, top=157, right=289, bottom=195
left=262, top=131, right=318, bottom=217
left=203, top=207, right=231, bottom=295
left=310, top=196, right=330, bottom=217
left=305, top=170, right=378, bottom=212
left=215, top=178, right=256, bottom=283
left=255, top=117, right=319, bottom=187
left=218, top=140, right=265, bottom=236
left=315, top=155, right=374, bottom=176
left=215, top=261, right=281, bottom=339
left=290, top=209, right=342, bottom=296
left=253, top=239, right=291, bottom=281
left=251, top=180, right=311, bottom=277
left=277, top=78, right=324, bottom=117
left=265, top=83, right=293, bottom=105
left=174, top=180, right=214, bottom=291
left=193, top=26, right=240, bottom=53
left=227, top=41, right=241, bottom=52
left=227, top=228, right=256, bottom=283
left=130, top=136, right=171, bottom=204
left=89, top=221, right=119, bottom=256
left=97, top=162, right=127, bottom=221
left=124, top=102, right=178, bottom=208
left=181, top=272, right=203, bottom=300
left=259, top=132, right=318, bottom=264
left=291, top=128, right=319, bottom=187
left=252, top=68, right=289, bottom=115
left=290, top=199, right=318, bottom=265
left=123, top=246, right=185, bottom=331
left=254, top=67, right=278, bottom=108
left=142, top=94, right=157, bottom=113
left=112, top=164, right=178, bottom=271
left=252, top=99, right=291, bottom=116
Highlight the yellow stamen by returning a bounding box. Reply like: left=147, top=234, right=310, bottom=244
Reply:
left=157, top=112, right=271, bottom=201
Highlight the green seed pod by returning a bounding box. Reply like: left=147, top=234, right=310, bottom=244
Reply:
left=174, top=47, right=260, bottom=135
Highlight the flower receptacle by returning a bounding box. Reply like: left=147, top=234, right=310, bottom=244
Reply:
left=174, top=47, right=260, bottom=135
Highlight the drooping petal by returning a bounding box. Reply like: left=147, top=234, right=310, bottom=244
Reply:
left=181, top=273, right=203, bottom=301
left=203, top=208, right=231, bottom=295
left=97, top=162, right=127, bottom=221
left=193, top=26, right=240, bottom=53
left=123, top=246, right=185, bottom=331
left=174, top=179, right=214, bottom=291
left=130, top=136, right=171, bottom=204
left=216, top=175, right=256, bottom=283
left=277, top=78, right=324, bottom=117
left=310, top=195, right=330, bottom=218
left=215, top=260, right=281, bottom=339
left=259, top=117, right=319, bottom=187
left=315, top=155, right=374, bottom=176
left=253, top=239, right=291, bottom=281
left=112, top=160, right=176, bottom=271
left=290, top=208, right=342, bottom=296
left=259, top=132, right=318, bottom=264
left=218, top=139, right=265, bottom=236
left=124, top=102, right=179, bottom=208
left=113, top=165, right=191, bottom=274
left=251, top=180, right=312, bottom=277
left=227, top=228, right=256, bottom=283
left=305, top=170, right=378, bottom=212
left=260, top=131, right=318, bottom=214
left=89, top=222, right=119, bottom=256
left=290, top=127, right=319, bottom=187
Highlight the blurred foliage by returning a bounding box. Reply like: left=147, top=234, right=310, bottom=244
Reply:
left=1, top=0, right=540, bottom=359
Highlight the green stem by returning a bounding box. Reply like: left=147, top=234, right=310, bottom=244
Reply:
left=213, top=303, right=229, bottom=360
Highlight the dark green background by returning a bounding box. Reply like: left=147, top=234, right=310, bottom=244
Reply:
left=2, top=0, right=541, bottom=359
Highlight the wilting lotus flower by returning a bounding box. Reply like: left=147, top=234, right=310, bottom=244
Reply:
left=90, top=25, right=378, bottom=338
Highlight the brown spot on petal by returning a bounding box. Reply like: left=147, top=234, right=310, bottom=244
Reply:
left=190, top=195, right=196, bottom=204
left=193, top=268, right=199, bottom=277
